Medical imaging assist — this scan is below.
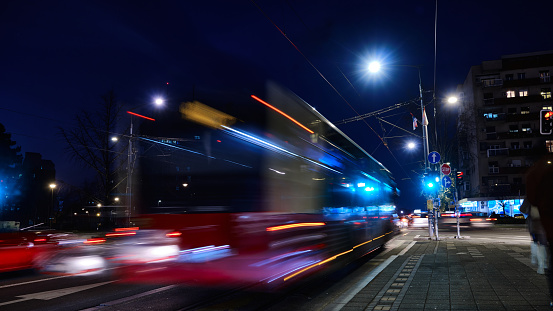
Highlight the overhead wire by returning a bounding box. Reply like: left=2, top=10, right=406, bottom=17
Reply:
left=251, top=0, right=418, bottom=184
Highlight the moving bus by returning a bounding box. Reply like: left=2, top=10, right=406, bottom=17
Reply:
left=112, top=82, right=400, bottom=289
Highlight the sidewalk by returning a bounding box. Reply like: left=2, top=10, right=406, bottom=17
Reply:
left=329, top=231, right=551, bottom=311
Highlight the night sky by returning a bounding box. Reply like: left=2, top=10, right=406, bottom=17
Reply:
left=2, top=0, right=553, bottom=212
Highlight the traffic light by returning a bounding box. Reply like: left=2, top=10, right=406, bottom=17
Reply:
left=540, top=109, right=553, bottom=135
left=422, top=171, right=440, bottom=195
left=456, top=171, right=464, bottom=185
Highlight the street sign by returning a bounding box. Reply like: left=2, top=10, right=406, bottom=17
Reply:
left=428, top=151, right=441, bottom=164
left=442, top=176, right=452, bottom=188
left=440, top=163, right=451, bottom=175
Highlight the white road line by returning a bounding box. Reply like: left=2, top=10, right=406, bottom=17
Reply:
left=398, top=241, right=417, bottom=256
left=323, top=255, right=398, bottom=311
left=0, top=281, right=114, bottom=306
left=0, top=275, right=72, bottom=289
left=0, top=267, right=118, bottom=289
left=80, top=284, right=177, bottom=311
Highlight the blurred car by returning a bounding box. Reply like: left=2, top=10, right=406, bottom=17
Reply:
left=410, top=213, right=428, bottom=228
left=514, top=213, right=526, bottom=219
left=39, top=244, right=108, bottom=276
left=0, top=229, right=58, bottom=273
left=466, top=212, right=496, bottom=228
left=398, top=215, right=412, bottom=228
left=439, top=212, right=496, bottom=228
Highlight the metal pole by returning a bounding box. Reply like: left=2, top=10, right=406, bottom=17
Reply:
left=50, top=188, right=54, bottom=228
left=419, top=68, right=429, bottom=172
left=419, top=68, right=434, bottom=240
left=126, top=118, right=133, bottom=226
left=434, top=207, right=439, bottom=240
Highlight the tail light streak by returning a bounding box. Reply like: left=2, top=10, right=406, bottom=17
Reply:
left=282, top=231, right=393, bottom=282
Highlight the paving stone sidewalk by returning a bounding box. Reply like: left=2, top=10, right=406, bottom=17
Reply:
left=341, top=237, right=551, bottom=311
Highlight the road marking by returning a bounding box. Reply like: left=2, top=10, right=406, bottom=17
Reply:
left=323, top=255, right=398, bottom=311
left=0, top=281, right=113, bottom=306
left=398, top=241, right=417, bottom=256
left=80, top=284, right=177, bottom=310
left=0, top=267, right=118, bottom=289
left=0, top=275, right=73, bottom=289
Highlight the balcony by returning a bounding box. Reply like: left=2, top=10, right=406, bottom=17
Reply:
left=493, top=95, right=544, bottom=106
left=505, top=112, right=538, bottom=122
left=508, top=147, right=548, bottom=157
left=502, top=77, right=541, bottom=88
left=493, top=131, right=540, bottom=140
left=480, top=79, right=503, bottom=88
left=487, top=148, right=509, bottom=157
left=497, top=166, right=528, bottom=175
left=480, top=183, right=526, bottom=197
left=485, top=147, right=548, bottom=158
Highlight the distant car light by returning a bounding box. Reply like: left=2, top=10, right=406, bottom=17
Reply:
left=84, top=238, right=106, bottom=244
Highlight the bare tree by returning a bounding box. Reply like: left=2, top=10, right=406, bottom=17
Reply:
left=59, top=90, right=128, bottom=204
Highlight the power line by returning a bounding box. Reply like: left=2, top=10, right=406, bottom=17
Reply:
left=334, top=99, right=416, bottom=125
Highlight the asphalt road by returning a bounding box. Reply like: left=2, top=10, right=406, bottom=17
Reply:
left=0, top=225, right=531, bottom=311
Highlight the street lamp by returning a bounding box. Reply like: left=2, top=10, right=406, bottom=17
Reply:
left=154, top=97, right=164, bottom=106
left=49, top=183, right=56, bottom=227
left=368, top=61, right=381, bottom=73
left=368, top=61, right=434, bottom=239
left=447, top=96, right=458, bottom=104
left=367, top=61, right=430, bottom=172
left=126, top=97, right=164, bottom=225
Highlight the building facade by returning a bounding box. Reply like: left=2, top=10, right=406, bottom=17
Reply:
left=457, top=51, right=553, bottom=211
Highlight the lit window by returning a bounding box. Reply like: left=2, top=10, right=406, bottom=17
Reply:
left=519, top=90, right=528, bottom=97
left=506, top=90, right=515, bottom=98
left=543, top=105, right=553, bottom=111
left=509, top=125, right=519, bottom=133
left=542, top=88, right=552, bottom=99
left=521, top=124, right=531, bottom=132
left=540, top=71, right=550, bottom=83
left=521, top=107, right=530, bottom=114
left=484, top=113, right=498, bottom=119
left=547, top=140, right=553, bottom=153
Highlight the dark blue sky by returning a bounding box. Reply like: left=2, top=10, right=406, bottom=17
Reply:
left=2, top=0, right=553, bottom=211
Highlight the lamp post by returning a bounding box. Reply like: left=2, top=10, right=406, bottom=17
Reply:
left=49, top=183, right=56, bottom=228
left=368, top=62, right=430, bottom=172
left=126, top=97, right=164, bottom=225
left=368, top=61, right=433, bottom=237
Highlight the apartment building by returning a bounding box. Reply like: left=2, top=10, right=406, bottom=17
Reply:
left=457, top=51, right=553, bottom=210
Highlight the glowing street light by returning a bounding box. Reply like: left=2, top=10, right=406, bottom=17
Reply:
left=447, top=96, right=458, bottom=104
left=48, top=183, right=56, bottom=227
left=368, top=61, right=381, bottom=73
left=407, top=141, right=416, bottom=150
left=126, top=97, right=165, bottom=225
left=367, top=61, right=429, bottom=171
